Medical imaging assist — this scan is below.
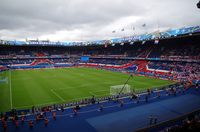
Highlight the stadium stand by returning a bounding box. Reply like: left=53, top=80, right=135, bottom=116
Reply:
left=0, top=31, right=199, bottom=84
left=0, top=26, right=200, bottom=132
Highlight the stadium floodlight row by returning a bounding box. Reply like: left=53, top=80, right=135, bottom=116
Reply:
left=0, top=25, right=200, bottom=46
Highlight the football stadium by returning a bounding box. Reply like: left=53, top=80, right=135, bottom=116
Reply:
left=0, top=0, right=200, bottom=132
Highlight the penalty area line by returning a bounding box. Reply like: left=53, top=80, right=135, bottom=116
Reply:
left=50, top=89, right=66, bottom=102
left=89, top=90, right=109, bottom=97
left=89, top=91, right=97, bottom=96
left=14, top=101, right=60, bottom=109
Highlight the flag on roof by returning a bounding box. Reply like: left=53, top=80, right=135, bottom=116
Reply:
left=142, top=24, right=146, bottom=27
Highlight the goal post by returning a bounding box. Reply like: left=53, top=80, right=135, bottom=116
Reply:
left=0, top=70, right=8, bottom=84
left=110, top=84, right=131, bottom=95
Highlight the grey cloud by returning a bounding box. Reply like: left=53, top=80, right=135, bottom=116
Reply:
left=0, top=0, right=199, bottom=41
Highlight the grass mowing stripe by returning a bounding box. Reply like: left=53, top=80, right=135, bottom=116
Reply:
left=0, top=67, right=175, bottom=112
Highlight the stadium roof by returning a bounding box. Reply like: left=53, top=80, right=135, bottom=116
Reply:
left=1, top=25, right=200, bottom=46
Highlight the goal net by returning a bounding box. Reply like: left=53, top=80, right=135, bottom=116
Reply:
left=0, top=72, right=8, bottom=84
left=110, top=84, right=131, bottom=95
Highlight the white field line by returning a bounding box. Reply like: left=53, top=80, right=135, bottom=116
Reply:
left=89, top=90, right=109, bottom=97
left=14, top=101, right=60, bottom=109
left=90, top=90, right=110, bottom=96
left=18, top=89, right=163, bottom=110
left=54, top=84, right=92, bottom=91
left=12, top=88, right=167, bottom=112
left=14, top=96, right=94, bottom=108
left=9, top=69, right=13, bottom=109
left=65, top=96, right=94, bottom=102
left=11, top=89, right=170, bottom=110
left=91, top=89, right=109, bottom=93
left=50, top=89, right=65, bottom=102
left=89, top=91, right=97, bottom=96
left=14, top=93, right=103, bottom=109
left=14, top=98, right=90, bottom=110
left=134, top=83, right=175, bottom=93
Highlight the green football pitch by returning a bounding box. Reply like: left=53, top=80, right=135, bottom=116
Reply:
left=0, top=67, right=174, bottom=112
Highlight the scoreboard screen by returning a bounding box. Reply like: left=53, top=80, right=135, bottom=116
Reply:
left=81, top=56, right=89, bottom=62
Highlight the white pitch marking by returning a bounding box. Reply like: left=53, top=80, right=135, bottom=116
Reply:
left=9, top=70, right=13, bottom=109
left=89, top=91, right=97, bottom=96
left=50, top=89, right=65, bottom=102
left=14, top=101, right=60, bottom=109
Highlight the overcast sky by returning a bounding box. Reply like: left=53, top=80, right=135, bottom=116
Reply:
left=0, top=0, right=199, bottom=41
